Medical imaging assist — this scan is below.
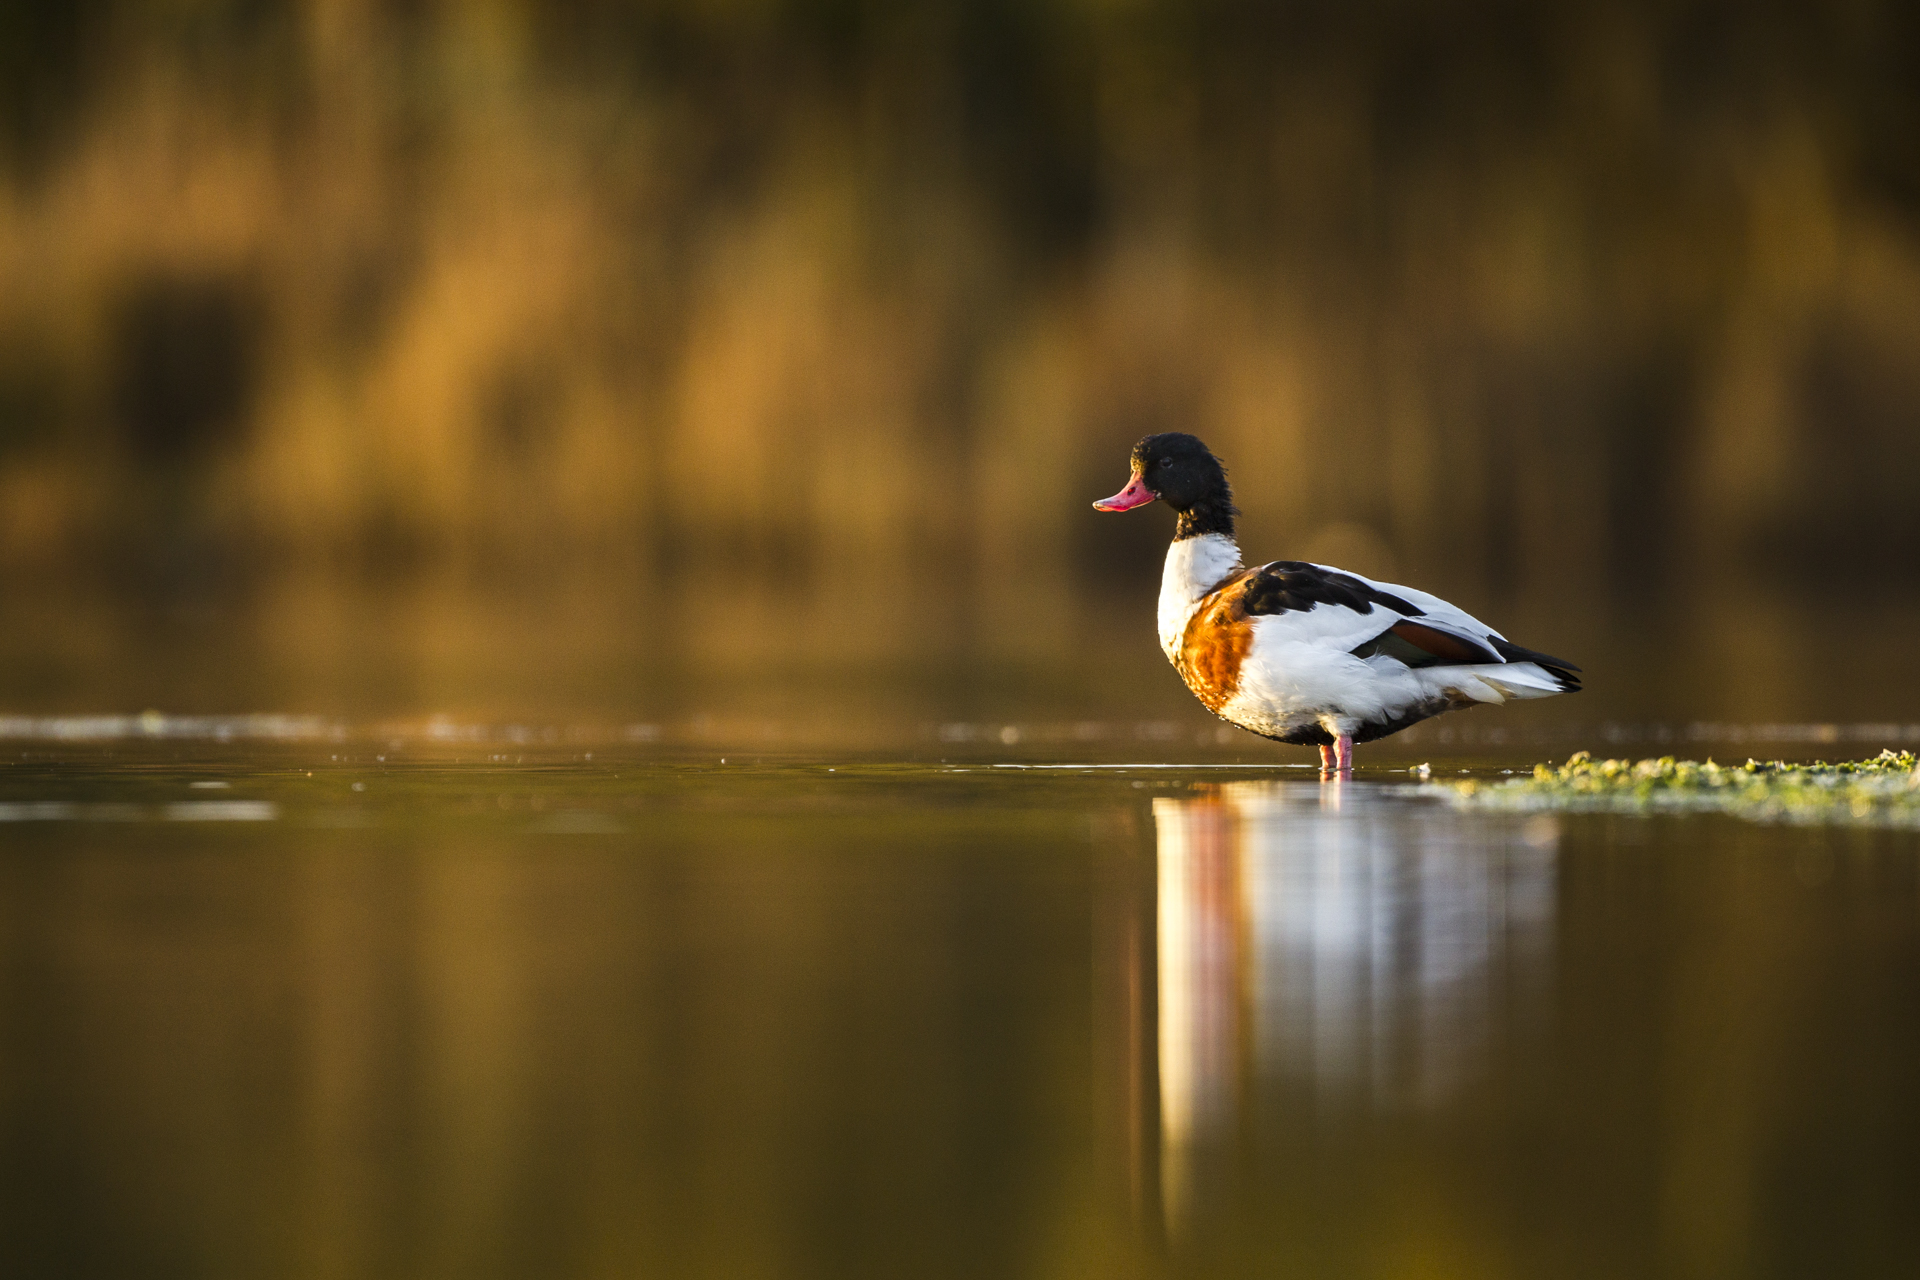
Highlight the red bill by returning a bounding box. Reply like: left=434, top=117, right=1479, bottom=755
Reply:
left=1092, top=472, right=1155, bottom=512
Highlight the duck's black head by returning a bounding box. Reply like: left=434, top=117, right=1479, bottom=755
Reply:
left=1092, top=432, right=1237, bottom=539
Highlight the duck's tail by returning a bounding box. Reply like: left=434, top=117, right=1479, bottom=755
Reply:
left=1420, top=661, right=1580, bottom=706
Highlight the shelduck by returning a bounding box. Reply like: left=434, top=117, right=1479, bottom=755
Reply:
left=1093, top=433, right=1580, bottom=774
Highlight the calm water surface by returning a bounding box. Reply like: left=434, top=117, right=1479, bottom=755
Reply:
left=1, top=745, right=1916, bottom=1279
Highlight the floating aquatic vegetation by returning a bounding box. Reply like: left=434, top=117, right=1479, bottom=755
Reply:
left=1441, top=750, right=1920, bottom=826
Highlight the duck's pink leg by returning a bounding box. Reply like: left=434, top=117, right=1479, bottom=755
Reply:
left=1319, top=743, right=1336, bottom=771
left=1334, top=734, right=1354, bottom=774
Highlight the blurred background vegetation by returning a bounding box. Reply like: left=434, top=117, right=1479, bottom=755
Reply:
left=2, top=0, right=1918, bottom=729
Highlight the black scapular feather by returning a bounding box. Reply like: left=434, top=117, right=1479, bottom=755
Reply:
left=1241, top=562, right=1420, bottom=618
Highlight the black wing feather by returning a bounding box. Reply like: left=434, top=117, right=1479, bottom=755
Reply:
left=1242, top=561, right=1420, bottom=618
left=1490, top=637, right=1583, bottom=689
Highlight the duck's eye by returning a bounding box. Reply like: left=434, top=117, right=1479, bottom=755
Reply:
left=1158, top=457, right=1172, bottom=468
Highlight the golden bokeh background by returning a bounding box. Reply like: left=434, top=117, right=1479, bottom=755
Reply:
left=3, top=0, right=1918, bottom=727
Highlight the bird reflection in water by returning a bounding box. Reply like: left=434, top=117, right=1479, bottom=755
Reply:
left=1150, top=780, right=1559, bottom=1238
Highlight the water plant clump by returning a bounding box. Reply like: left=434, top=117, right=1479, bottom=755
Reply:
left=1443, top=749, right=1920, bottom=825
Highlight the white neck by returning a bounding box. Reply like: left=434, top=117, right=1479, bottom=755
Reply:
left=1157, top=533, right=1243, bottom=659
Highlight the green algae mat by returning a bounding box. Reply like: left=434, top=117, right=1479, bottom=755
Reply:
left=1444, top=749, right=1920, bottom=825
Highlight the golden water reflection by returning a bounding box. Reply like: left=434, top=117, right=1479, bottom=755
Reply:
left=1153, top=782, right=1558, bottom=1238
left=4, top=756, right=1918, bottom=1277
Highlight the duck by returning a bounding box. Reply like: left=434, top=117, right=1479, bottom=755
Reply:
left=1093, top=432, right=1580, bottom=775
